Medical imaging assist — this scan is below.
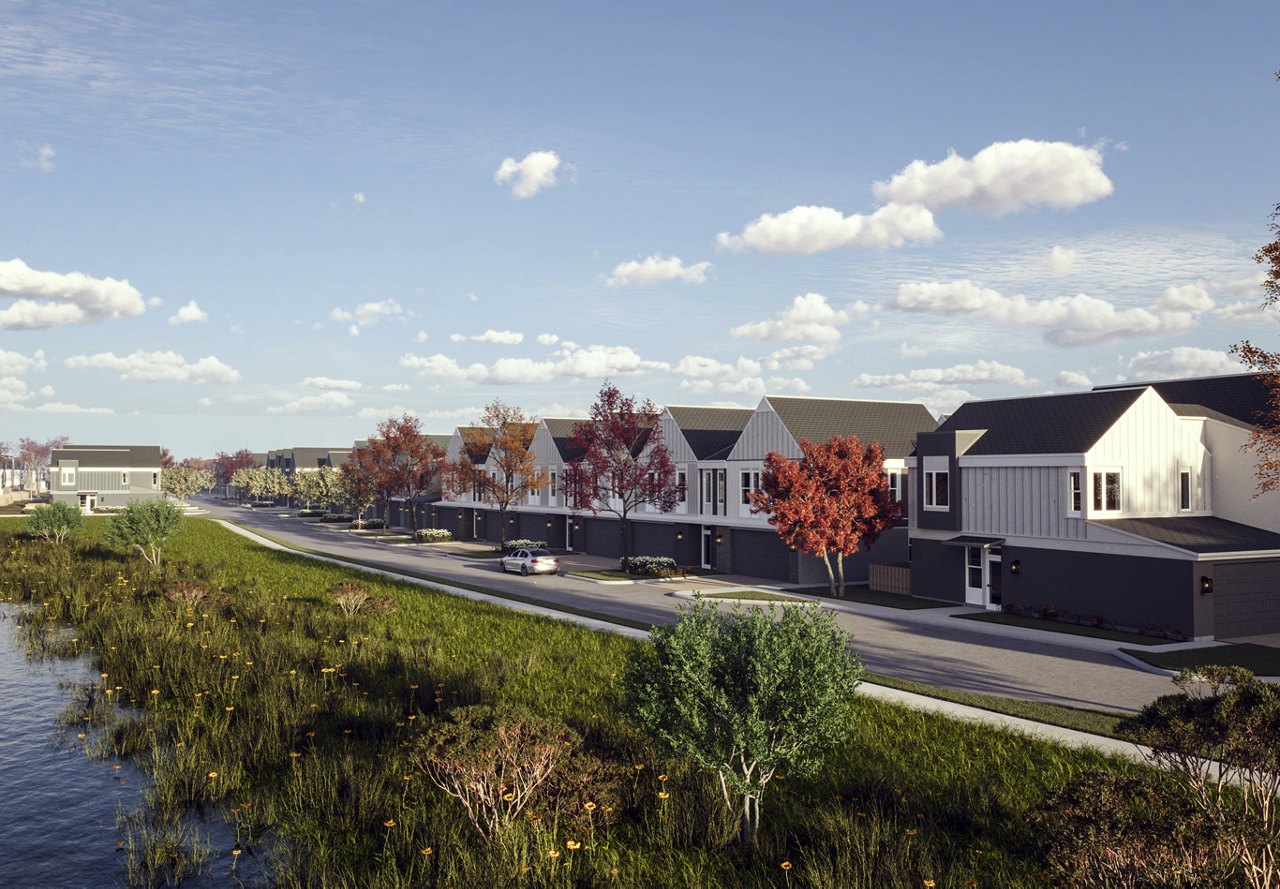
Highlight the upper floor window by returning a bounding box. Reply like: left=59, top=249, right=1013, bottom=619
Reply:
left=677, top=470, right=686, bottom=503
left=740, top=470, right=760, bottom=505
left=61, top=468, right=75, bottom=486
left=152, top=472, right=159, bottom=488
left=121, top=472, right=128, bottom=485
left=1179, top=468, right=1192, bottom=511
left=924, top=470, right=949, bottom=510
left=1091, top=469, right=1121, bottom=514
left=1067, top=471, right=1082, bottom=516
left=549, top=471, right=557, bottom=500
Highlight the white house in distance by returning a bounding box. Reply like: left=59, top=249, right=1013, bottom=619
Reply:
left=50, top=445, right=166, bottom=513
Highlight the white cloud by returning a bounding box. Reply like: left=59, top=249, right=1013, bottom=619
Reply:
left=329, top=298, right=404, bottom=336
left=266, top=391, right=354, bottom=415
left=0, top=348, right=46, bottom=376
left=1225, top=270, right=1268, bottom=298
left=66, top=350, right=240, bottom=384
left=357, top=404, right=418, bottom=418
left=1046, top=245, right=1079, bottom=276
left=537, top=333, right=559, bottom=345
left=762, top=344, right=834, bottom=372
left=400, top=343, right=667, bottom=385
left=415, top=330, right=429, bottom=343
left=887, top=279, right=1204, bottom=347
left=1055, top=370, right=1094, bottom=388
left=1216, top=300, right=1270, bottom=323
left=0, top=258, right=146, bottom=329
left=919, top=388, right=972, bottom=418
left=493, top=150, right=561, bottom=199
left=1127, top=347, right=1245, bottom=380
left=197, top=397, right=213, bottom=407
left=852, top=359, right=1037, bottom=391
left=31, top=401, right=113, bottom=414
left=167, top=300, right=208, bottom=325
left=717, top=203, right=940, bottom=254
left=302, top=376, right=362, bottom=390
left=0, top=376, right=30, bottom=408
left=450, top=329, right=524, bottom=345
left=1154, top=282, right=1213, bottom=313
left=381, top=383, right=410, bottom=392
left=871, top=139, right=1113, bottom=216
left=353, top=192, right=366, bottom=204
left=38, top=385, right=54, bottom=397
left=606, top=255, right=712, bottom=287
left=21, top=143, right=55, bottom=173
left=731, top=293, right=870, bottom=344
left=899, top=342, right=928, bottom=358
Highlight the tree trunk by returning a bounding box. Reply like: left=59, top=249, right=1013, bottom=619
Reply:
left=407, top=498, right=419, bottom=535
left=620, top=514, right=631, bottom=562
left=820, top=549, right=838, bottom=597
left=498, top=505, right=507, bottom=548
left=836, top=552, right=846, bottom=597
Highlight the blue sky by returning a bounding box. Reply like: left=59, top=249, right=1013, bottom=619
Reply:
left=2, top=0, right=1277, bottom=457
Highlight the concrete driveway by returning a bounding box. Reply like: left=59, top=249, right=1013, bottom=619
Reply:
left=196, top=498, right=1179, bottom=714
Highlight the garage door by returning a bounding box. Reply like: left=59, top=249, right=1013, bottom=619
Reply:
left=1214, top=560, right=1280, bottom=639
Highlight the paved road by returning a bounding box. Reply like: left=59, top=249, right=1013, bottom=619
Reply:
left=196, top=498, right=1177, bottom=714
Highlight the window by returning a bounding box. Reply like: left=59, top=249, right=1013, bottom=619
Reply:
left=1179, top=469, right=1192, bottom=511
left=61, top=468, right=75, bottom=486
left=1067, top=471, right=1082, bottom=515
left=549, top=471, right=557, bottom=500
left=152, top=472, right=159, bottom=487
left=716, top=469, right=726, bottom=505
left=966, top=546, right=983, bottom=589
left=924, top=470, right=949, bottom=509
left=740, top=470, right=760, bottom=505
left=122, top=472, right=128, bottom=486
left=887, top=470, right=900, bottom=502
left=677, top=470, right=686, bottom=503
left=1091, top=470, right=1121, bottom=514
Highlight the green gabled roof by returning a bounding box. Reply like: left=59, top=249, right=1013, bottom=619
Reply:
left=666, top=406, right=754, bottom=460
left=427, top=434, right=452, bottom=451
left=542, top=418, right=586, bottom=461
left=766, top=397, right=937, bottom=459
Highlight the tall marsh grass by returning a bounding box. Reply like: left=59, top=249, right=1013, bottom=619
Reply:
left=1, top=519, right=1139, bottom=886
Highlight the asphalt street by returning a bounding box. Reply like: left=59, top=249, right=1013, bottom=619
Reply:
left=196, top=497, right=1179, bottom=714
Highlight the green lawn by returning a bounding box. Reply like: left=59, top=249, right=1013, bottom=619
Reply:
left=0, top=517, right=1145, bottom=887
left=695, top=590, right=811, bottom=603
left=350, top=530, right=415, bottom=540
left=1120, top=643, right=1280, bottom=676
left=954, top=611, right=1172, bottom=646
left=569, top=569, right=636, bottom=581
left=786, top=585, right=955, bottom=610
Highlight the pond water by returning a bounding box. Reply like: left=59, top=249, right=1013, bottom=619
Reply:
left=0, top=606, right=143, bottom=887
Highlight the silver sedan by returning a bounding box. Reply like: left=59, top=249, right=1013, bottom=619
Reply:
left=499, top=548, right=560, bottom=576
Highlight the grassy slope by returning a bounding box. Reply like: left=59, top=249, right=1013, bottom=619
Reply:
left=1121, top=643, right=1280, bottom=676
left=1, top=518, right=1140, bottom=887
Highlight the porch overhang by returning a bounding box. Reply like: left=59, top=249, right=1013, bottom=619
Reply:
left=940, top=535, right=1005, bottom=548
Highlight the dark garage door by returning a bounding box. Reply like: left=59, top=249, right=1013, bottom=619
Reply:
left=1214, top=560, right=1280, bottom=639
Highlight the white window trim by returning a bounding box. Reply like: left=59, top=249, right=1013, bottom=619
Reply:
left=923, top=470, right=949, bottom=511
left=1066, top=470, right=1083, bottom=517
left=61, top=468, right=75, bottom=486
left=1178, top=466, right=1193, bottom=512
left=1090, top=467, right=1123, bottom=516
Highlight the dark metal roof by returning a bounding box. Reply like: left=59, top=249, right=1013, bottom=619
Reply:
left=666, top=406, right=754, bottom=460
left=542, top=418, right=587, bottom=461
left=941, top=535, right=1006, bottom=547
left=1094, top=373, right=1269, bottom=427
left=54, top=445, right=164, bottom=468
left=766, top=397, right=937, bottom=459
left=1095, top=516, right=1280, bottom=554
left=1167, top=403, right=1252, bottom=430
left=934, top=388, right=1145, bottom=455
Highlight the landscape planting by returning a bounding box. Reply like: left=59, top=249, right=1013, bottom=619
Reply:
left=0, top=518, right=1187, bottom=886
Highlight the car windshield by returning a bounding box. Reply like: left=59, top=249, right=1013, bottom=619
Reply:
left=527, top=548, right=551, bottom=557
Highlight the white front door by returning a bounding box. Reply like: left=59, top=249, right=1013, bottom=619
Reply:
left=964, top=546, right=985, bottom=605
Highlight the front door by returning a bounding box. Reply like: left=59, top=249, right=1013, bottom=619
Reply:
left=78, top=493, right=96, bottom=514
left=566, top=519, right=575, bottom=552
left=701, top=526, right=716, bottom=570
left=964, top=546, right=985, bottom=605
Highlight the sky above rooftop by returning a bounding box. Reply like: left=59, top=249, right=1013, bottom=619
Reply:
left=2, top=0, right=1277, bottom=457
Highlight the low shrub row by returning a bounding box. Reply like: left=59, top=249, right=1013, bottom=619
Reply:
left=502, top=538, right=547, bottom=552
left=620, top=555, right=684, bottom=577
left=298, top=509, right=327, bottom=518
left=318, top=514, right=354, bottom=523
left=415, top=528, right=454, bottom=543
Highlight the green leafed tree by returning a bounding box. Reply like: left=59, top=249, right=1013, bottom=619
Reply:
left=624, top=601, right=863, bottom=849
left=25, top=501, right=85, bottom=544
left=161, top=466, right=216, bottom=503
left=102, top=499, right=185, bottom=566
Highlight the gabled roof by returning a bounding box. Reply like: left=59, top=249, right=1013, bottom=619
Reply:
left=427, top=434, right=452, bottom=451
left=933, top=388, right=1145, bottom=456
left=53, top=445, right=164, bottom=468
left=766, top=397, right=937, bottom=459
left=456, top=426, right=494, bottom=464
left=666, top=406, right=754, bottom=460
left=290, top=447, right=351, bottom=469
left=1094, top=373, right=1268, bottom=427
left=1167, top=403, right=1253, bottom=431
left=1095, top=516, right=1280, bottom=554
left=542, top=418, right=586, bottom=462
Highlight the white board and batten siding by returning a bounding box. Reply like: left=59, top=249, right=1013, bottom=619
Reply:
left=726, top=402, right=800, bottom=462
left=1086, top=388, right=1211, bottom=516
left=657, top=412, right=698, bottom=464
left=961, top=465, right=1088, bottom=540
left=1201, top=418, right=1278, bottom=534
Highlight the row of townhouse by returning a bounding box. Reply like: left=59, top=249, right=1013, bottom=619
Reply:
left=49, top=445, right=166, bottom=512
left=434, top=396, right=935, bottom=586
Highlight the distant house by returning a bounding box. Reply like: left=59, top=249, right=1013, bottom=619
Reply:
left=50, top=445, right=165, bottom=512
left=905, top=375, right=1280, bottom=640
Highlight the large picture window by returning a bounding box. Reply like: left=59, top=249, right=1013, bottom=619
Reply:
left=924, top=470, right=949, bottom=509
left=1091, top=469, right=1122, bottom=514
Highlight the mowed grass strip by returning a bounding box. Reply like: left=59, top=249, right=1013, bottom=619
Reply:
left=786, top=585, right=955, bottom=610
left=955, top=611, right=1173, bottom=646
left=1120, top=643, right=1280, bottom=676
left=1, top=518, right=1143, bottom=887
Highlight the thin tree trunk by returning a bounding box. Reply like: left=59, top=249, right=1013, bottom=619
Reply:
left=836, top=552, right=846, bottom=597
left=821, top=549, right=838, bottom=597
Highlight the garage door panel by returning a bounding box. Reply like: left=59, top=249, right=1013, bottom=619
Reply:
left=1214, top=560, right=1280, bottom=639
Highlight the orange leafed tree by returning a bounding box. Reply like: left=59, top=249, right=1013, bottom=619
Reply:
left=450, top=400, right=543, bottom=547
left=748, top=435, right=900, bottom=598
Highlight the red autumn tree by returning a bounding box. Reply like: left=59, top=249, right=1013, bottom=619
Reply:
left=748, top=435, right=900, bottom=598
left=562, top=381, right=679, bottom=560
left=213, top=449, right=258, bottom=488
left=18, top=435, right=68, bottom=490
left=159, top=447, right=176, bottom=470
left=352, top=415, right=445, bottom=534
left=450, top=400, right=543, bottom=548
left=1232, top=194, right=1280, bottom=496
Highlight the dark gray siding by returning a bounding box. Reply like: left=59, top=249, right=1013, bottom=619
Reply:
left=729, top=529, right=794, bottom=581
left=435, top=506, right=476, bottom=540
left=909, top=538, right=966, bottom=603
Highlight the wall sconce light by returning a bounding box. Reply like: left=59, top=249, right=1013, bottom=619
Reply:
left=715, top=534, right=723, bottom=545
left=1200, top=575, right=1214, bottom=595
left=573, top=522, right=581, bottom=531
left=456, top=513, right=463, bottom=521
left=789, top=544, right=797, bottom=552
left=675, top=530, right=684, bottom=542
left=1009, top=560, right=1020, bottom=576
left=508, top=516, right=516, bottom=524
left=546, top=520, right=553, bottom=528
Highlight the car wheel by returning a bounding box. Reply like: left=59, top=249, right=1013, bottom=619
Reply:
left=520, top=565, right=529, bottom=576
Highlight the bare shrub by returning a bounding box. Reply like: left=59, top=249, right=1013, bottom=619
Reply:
left=328, top=581, right=371, bottom=616
left=361, top=595, right=398, bottom=617
left=164, top=580, right=208, bottom=607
